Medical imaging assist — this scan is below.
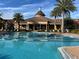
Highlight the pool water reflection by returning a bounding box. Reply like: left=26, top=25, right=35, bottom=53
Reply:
left=0, top=32, right=79, bottom=59
left=0, top=32, right=79, bottom=41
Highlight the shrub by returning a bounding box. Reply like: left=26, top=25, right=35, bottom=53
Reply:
left=70, top=29, right=79, bottom=34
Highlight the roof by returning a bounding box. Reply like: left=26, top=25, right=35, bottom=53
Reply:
left=74, top=20, right=79, bottom=25
left=26, top=16, right=48, bottom=22
left=48, top=19, right=62, bottom=24
left=25, top=17, right=62, bottom=24
left=2, top=18, right=79, bottom=25
left=35, top=10, right=45, bottom=16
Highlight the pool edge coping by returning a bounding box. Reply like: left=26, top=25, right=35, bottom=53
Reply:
left=58, top=47, right=72, bottom=59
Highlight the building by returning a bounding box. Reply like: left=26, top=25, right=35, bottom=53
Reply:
left=74, top=20, right=79, bottom=29
left=14, top=10, right=62, bottom=32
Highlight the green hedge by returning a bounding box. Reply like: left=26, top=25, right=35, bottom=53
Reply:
left=70, top=30, right=79, bottom=34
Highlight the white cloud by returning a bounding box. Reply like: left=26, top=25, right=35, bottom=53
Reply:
left=0, top=1, right=51, bottom=11
left=71, top=11, right=79, bottom=19
left=0, top=1, right=52, bottom=19
left=71, top=0, right=79, bottom=19
left=23, top=11, right=36, bottom=19
left=0, top=7, right=23, bottom=10
left=23, top=12, right=34, bottom=15
left=2, top=11, right=14, bottom=19
left=22, top=1, right=50, bottom=7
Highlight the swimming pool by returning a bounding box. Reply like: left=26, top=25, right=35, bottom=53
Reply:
left=0, top=32, right=79, bottom=59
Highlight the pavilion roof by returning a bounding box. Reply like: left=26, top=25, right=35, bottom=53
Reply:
left=74, top=20, right=79, bottom=25
left=35, top=10, right=45, bottom=16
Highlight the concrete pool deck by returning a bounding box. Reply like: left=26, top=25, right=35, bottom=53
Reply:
left=58, top=46, right=79, bottom=59
left=58, top=33, right=79, bottom=59
left=62, top=33, right=79, bottom=39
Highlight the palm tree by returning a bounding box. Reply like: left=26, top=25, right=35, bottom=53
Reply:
left=0, top=13, right=4, bottom=31
left=51, top=7, right=61, bottom=19
left=13, top=13, right=24, bottom=31
left=0, top=13, right=3, bottom=21
left=51, top=0, right=76, bottom=32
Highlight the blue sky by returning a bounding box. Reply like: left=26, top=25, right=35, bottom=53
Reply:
left=0, top=0, right=79, bottom=19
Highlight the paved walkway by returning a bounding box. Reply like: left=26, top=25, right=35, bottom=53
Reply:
left=59, top=46, right=79, bottom=59
left=62, top=33, right=79, bottom=39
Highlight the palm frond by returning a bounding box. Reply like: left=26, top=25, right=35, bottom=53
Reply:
left=51, top=0, right=76, bottom=18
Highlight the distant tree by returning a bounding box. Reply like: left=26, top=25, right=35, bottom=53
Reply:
left=5, top=22, right=14, bottom=31
left=51, top=0, right=76, bottom=32
left=0, top=13, right=4, bottom=30
left=13, top=13, right=24, bottom=22
left=13, top=13, right=24, bottom=31
left=0, top=13, right=3, bottom=21
left=64, top=18, right=75, bottom=29
left=0, top=22, right=4, bottom=29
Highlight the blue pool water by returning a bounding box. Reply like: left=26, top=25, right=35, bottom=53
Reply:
left=0, top=32, right=79, bottom=59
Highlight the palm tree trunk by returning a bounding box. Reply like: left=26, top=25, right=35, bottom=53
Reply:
left=55, top=16, right=57, bottom=19
left=18, top=22, right=20, bottom=31
left=61, top=12, right=64, bottom=32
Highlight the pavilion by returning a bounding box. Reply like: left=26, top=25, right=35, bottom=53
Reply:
left=14, top=10, right=62, bottom=32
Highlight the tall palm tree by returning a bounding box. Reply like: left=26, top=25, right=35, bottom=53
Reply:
left=13, top=13, right=24, bottom=31
left=51, top=0, right=76, bottom=32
